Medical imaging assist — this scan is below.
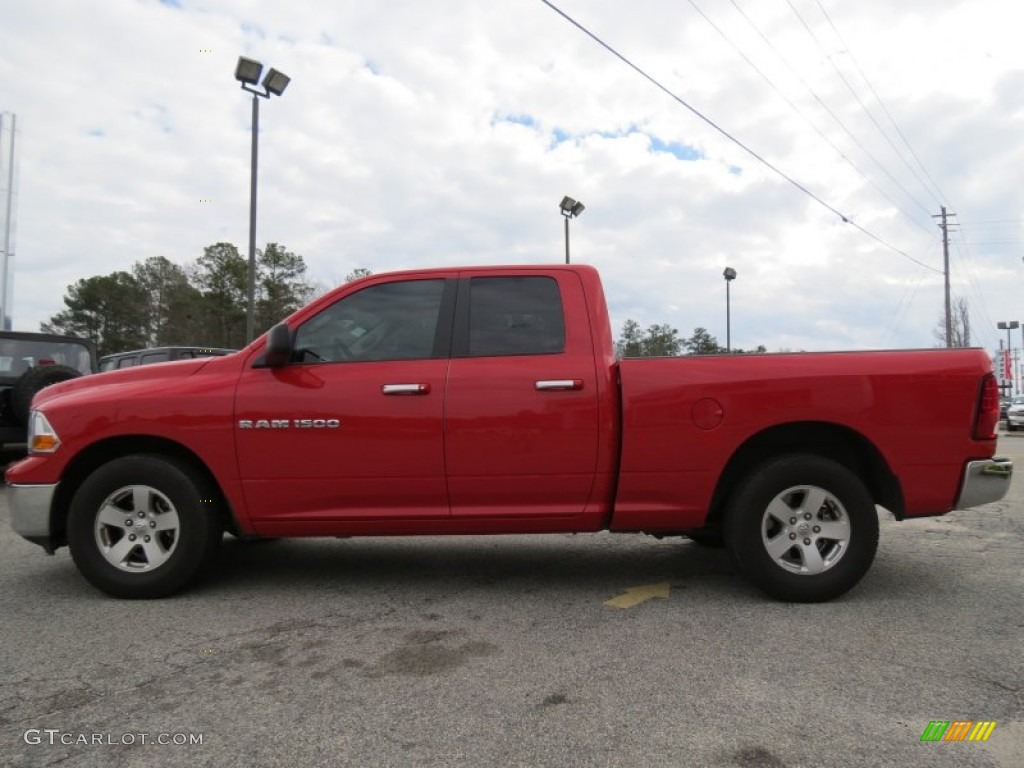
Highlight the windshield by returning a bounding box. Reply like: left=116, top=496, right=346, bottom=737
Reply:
left=0, top=339, right=94, bottom=376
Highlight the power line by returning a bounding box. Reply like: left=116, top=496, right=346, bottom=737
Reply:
left=785, top=0, right=941, bottom=215
left=958, top=218, right=1024, bottom=226
left=929, top=210, right=999, bottom=351
left=960, top=240, right=1024, bottom=246
left=539, top=0, right=943, bottom=275
left=811, top=0, right=951, bottom=207
left=881, top=252, right=932, bottom=348
left=727, top=0, right=937, bottom=231
left=941, top=213, right=1006, bottom=350
left=686, top=0, right=936, bottom=238
left=710, top=2, right=993, bottom=350
left=949, top=236, right=999, bottom=351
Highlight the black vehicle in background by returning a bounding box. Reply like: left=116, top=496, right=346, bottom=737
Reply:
left=98, top=346, right=236, bottom=372
left=0, top=332, right=98, bottom=445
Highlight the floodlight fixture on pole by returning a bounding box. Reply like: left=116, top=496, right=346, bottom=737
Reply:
left=235, top=55, right=291, bottom=343
left=559, top=195, right=585, bottom=264
left=723, top=267, right=737, bottom=353
left=234, top=57, right=262, bottom=85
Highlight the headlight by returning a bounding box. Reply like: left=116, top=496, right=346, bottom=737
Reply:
left=28, top=410, right=61, bottom=454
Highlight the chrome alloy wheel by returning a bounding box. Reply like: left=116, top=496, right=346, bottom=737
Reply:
left=760, top=485, right=851, bottom=575
left=94, top=485, right=181, bottom=572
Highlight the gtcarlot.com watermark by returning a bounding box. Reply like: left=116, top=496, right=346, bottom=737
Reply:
left=24, top=729, right=203, bottom=747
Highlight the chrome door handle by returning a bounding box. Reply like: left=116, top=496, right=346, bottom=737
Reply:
left=534, top=379, right=583, bottom=391
left=382, top=383, right=431, bottom=395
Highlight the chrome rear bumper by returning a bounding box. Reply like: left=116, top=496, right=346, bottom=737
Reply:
left=955, top=458, right=1012, bottom=509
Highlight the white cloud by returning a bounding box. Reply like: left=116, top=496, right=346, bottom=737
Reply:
left=0, top=0, right=1022, bottom=353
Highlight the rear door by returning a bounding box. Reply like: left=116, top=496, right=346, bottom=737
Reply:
left=444, top=271, right=601, bottom=519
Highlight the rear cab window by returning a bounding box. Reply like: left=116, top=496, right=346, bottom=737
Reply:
left=464, top=276, right=566, bottom=357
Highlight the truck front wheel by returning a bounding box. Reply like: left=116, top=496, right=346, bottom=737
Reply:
left=67, top=455, right=222, bottom=598
left=724, top=454, right=879, bottom=602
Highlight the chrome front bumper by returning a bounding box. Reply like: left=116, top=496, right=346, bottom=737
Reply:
left=8, top=483, right=57, bottom=539
left=955, top=458, right=1013, bottom=509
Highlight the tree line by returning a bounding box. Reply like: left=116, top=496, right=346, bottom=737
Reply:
left=42, top=243, right=324, bottom=356
left=619, top=293, right=975, bottom=357
left=616, top=319, right=766, bottom=357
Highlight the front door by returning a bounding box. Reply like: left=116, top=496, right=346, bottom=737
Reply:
left=234, top=278, right=454, bottom=528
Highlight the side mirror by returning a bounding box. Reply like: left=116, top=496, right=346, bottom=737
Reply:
left=258, top=323, right=293, bottom=368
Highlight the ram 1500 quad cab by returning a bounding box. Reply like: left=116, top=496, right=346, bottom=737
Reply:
left=6, top=265, right=1012, bottom=601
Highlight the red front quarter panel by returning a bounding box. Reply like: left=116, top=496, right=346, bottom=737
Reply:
left=6, top=354, right=249, bottom=526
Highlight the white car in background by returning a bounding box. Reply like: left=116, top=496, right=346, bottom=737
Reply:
left=1006, top=395, right=1024, bottom=431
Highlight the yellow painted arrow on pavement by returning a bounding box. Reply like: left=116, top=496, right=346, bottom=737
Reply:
left=603, top=582, right=671, bottom=609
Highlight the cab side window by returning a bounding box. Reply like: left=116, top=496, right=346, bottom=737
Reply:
left=467, top=276, right=565, bottom=356
left=293, top=279, right=446, bottom=363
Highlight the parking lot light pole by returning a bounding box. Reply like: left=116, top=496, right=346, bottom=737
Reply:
left=235, top=56, right=290, bottom=343
left=723, top=267, right=737, bottom=353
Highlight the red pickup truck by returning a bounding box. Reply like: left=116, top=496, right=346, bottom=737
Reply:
left=6, top=265, right=1011, bottom=601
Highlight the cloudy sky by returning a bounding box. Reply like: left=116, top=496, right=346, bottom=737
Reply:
left=1, top=0, right=1022, bottom=354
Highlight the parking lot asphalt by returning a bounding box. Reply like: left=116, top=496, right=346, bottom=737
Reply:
left=1, top=439, right=1022, bottom=768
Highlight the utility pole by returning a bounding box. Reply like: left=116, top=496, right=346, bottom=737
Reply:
left=940, top=206, right=952, bottom=348
left=932, top=207, right=956, bottom=348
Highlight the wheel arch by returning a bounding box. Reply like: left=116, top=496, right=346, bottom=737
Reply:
left=50, top=436, right=238, bottom=549
left=705, top=421, right=904, bottom=529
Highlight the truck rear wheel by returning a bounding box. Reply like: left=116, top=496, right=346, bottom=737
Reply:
left=724, top=454, right=878, bottom=602
left=67, top=455, right=222, bottom=598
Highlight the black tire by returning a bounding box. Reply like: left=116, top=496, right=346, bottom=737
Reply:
left=11, top=365, right=83, bottom=425
left=724, top=454, right=879, bottom=602
left=67, top=455, right=222, bottom=598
